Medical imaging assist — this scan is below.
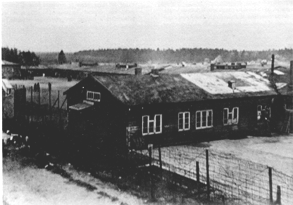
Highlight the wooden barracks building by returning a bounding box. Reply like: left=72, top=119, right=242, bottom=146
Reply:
left=63, top=69, right=290, bottom=153
left=64, top=69, right=288, bottom=153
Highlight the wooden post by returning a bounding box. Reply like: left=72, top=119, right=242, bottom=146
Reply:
left=269, top=167, right=273, bottom=203
left=38, top=87, right=41, bottom=122
left=271, top=54, right=275, bottom=75
left=148, top=144, right=154, bottom=200
left=289, top=61, right=293, bottom=96
left=38, top=87, right=41, bottom=107
left=158, top=145, right=162, bottom=169
left=148, top=144, right=152, bottom=167
left=31, top=86, right=33, bottom=103
left=58, top=90, right=60, bottom=109
left=58, top=90, right=61, bottom=126
left=276, top=185, right=281, bottom=204
left=48, top=83, right=51, bottom=120
left=196, top=161, right=200, bottom=197
left=30, top=86, right=33, bottom=122
left=206, top=149, right=210, bottom=201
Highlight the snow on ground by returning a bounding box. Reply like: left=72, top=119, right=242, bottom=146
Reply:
left=208, top=134, right=293, bottom=176
left=3, top=152, right=146, bottom=205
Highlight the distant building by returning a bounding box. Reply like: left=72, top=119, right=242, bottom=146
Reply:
left=64, top=71, right=288, bottom=154
left=116, top=63, right=137, bottom=69
left=79, top=62, right=99, bottom=67
left=211, top=62, right=247, bottom=70
left=2, top=60, right=21, bottom=79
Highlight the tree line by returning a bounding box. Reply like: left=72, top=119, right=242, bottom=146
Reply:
left=2, top=47, right=41, bottom=66
left=4, top=47, right=293, bottom=65
left=70, top=48, right=293, bottom=64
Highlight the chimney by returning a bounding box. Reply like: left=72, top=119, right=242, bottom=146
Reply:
left=271, top=54, right=275, bottom=75
left=151, top=69, right=159, bottom=75
left=210, top=64, right=215, bottom=71
left=135, top=67, right=142, bottom=76
left=228, top=80, right=236, bottom=91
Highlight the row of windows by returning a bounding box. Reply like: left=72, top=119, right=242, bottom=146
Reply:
left=142, top=105, right=267, bottom=135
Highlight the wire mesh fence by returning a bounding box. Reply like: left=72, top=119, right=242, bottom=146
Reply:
left=139, top=145, right=293, bottom=205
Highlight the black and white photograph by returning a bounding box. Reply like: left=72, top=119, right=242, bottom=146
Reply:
left=2, top=0, right=293, bottom=204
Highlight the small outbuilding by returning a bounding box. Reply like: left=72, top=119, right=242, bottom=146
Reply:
left=2, top=79, right=13, bottom=98
left=2, top=60, right=21, bottom=79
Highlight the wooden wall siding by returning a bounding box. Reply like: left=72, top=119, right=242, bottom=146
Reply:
left=67, top=78, right=128, bottom=154
left=126, top=96, right=274, bottom=149
left=66, top=77, right=276, bottom=150
left=67, top=77, right=122, bottom=110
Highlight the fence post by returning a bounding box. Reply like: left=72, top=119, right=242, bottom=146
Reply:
left=58, top=90, right=61, bottom=127
left=148, top=144, right=152, bottom=167
left=58, top=90, right=60, bottom=109
left=269, top=167, right=273, bottom=203
left=30, top=86, right=33, bottom=122
left=38, top=87, right=41, bottom=107
left=48, top=83, right=51, bottom=120
left=148, top=144, right=155, bottom=200
left=276, top=185, right=281, bottom=205
left=206, top=149, right=210, bottom=201
left=31, top=86, right=33, bottom=103
left=196, top=161, right=200, bottom=197
left=158, top=145, right=162, bottom=169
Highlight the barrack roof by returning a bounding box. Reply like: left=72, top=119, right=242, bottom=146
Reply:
left=64, top=71, right=279, bottom=106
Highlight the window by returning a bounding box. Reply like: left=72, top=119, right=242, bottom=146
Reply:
left=86, top=91, right=101, bottom=102
left=178, top=112, right=190, bottom=131
left=196, top=110, right=213, bottom=129
left=257, top=105, right=271, bottom=121
left=142, top=114, right=162, bottom=135
left=223, top=107, right=239, bottom=125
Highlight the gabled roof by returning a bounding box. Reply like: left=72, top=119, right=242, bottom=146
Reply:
left=2, top=60, right=19, bottom=66
left=64, top=72, right=279, bottom=106
left=2, top=79, right=13, bottom=93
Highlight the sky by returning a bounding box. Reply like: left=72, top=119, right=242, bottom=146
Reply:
left=2, top=0, right=293, bottom=52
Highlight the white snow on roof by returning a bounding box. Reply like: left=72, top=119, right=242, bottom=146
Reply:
left=181, top=72, right=271, bottom=94
left=260, top=72, right=267, bottom=77
left=2, top=60, right=19, bottom=65
left=276, top=83, right=287, bottom=89
left=181, top=73, right=239, bottom=94
left=273, top=70, right=285, bottom=75
left=2, top=79, right=13, bottom=93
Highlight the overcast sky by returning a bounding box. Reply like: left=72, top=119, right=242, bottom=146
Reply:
left=2, top=0, right=293, bottom=52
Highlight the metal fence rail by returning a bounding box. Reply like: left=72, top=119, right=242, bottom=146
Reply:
left=140, top=145, right=293, bottom=205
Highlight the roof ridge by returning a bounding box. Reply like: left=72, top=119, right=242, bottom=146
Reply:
left=92, top=75, right=128, bottom=105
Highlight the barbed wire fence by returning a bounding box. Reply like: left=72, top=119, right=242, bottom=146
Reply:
left=139, top=145, right=293, bottom=205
